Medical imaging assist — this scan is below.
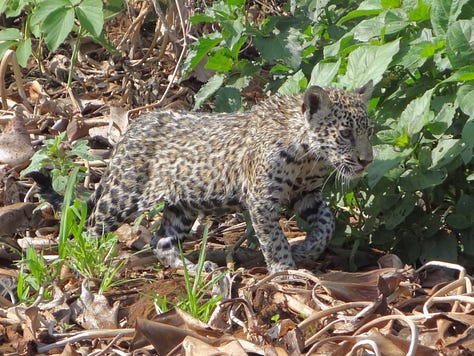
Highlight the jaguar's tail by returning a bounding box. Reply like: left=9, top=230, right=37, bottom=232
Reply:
left=25, top=171, right=64, bottom=211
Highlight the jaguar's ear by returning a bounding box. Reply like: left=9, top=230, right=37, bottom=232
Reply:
left=354, top=80, right=373, bottom=104
left=302, top=86, right=332, bottom=122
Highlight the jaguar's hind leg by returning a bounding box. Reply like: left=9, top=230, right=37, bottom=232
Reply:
left=151, top=204, right=216, bottom=271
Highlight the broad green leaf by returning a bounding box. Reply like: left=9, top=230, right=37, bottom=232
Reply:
left=339, top=39, right=400, bottom=90
left=190, top=13, right=216, bottom=25
left=193, top=73, right=225, bottom=110
left=457, top=83, right=474, bottom=118
left=226, top=0, right=245, bottom=6
left=308, top=59, right=340, bottom=87
left=30, top=0, right=71, bottom=27
left=0, top=28, right=21, bottom=41
left=205, top=48, right=234, bottom=73
left=384, top=194, right=416, bottom=229
left=456, top=194, right=474, bottom=216
left=222, top=19, right=246, bottom=52
left=76, top=0, right=104, bottom=37
left=4, top=0, right=30, bottom=17
left=352, top=10, right=408, bottom=42
left=430, top=138, right=466, bottom=169
left=182, top=36, right=222, bottom=78
left=367, top=144, right=412, bottom=188
left=338, top=6, right=383, bottom=25
left=399, top=169, right=447, bottom=191
left=431, top=0, right=470, bottom=36
left=446, top=19, right=474, bottom=69
left=254, top=18, right=309, bottom=69
left=443, top=65, right=474, bottom=83
left=278, top=70, right=307, bottom=95
left=226, top=75, right=251, bottom=90
left=16, top=39, right=32, bottom=68
left=460, top=231, right=474, bottom=256
left=0, top=40, right=14, bottom=60
left=462, top=118, right=474, bottom=148
left=41, top=7, right=75, bottom=51
left=103, top=0, right=123, bottom=21
left=214, top=87, right=242, bottom=113
left=396, top=39, right=445, bottom=73
left=420, top=231, right=458, bottom=263
left=408, top=1, right=430, bottom=22
left=398, top=89, right=434, bottom=136
left=426, top=102, right=455, bottom=136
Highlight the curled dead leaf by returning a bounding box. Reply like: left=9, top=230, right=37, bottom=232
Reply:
left=0, top=106, right=34, bottom=166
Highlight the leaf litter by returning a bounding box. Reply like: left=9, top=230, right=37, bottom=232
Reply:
left=0, top=1, right=473, bottom=355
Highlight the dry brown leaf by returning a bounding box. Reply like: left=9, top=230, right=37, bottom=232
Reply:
left=0, top=202, right=42, bottom=237
left=23, top=306, right=40, bottom=342
left=0, top=107, right=34, bottom=166
left=181, top=335, right=248, bottom=356
left=107, top=105, right=128, bottom=144
left=318, top=268, right=410, bottom=302
left=132, top=317, right=221, bottom=354
left=70, top=279, right=119, bottom=329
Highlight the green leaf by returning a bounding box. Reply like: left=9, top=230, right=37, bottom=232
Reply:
left=352, top=10, right=408, bottom=42
left=103, top=0, right=123, bottom=21
left=254, top=17, right=310, bottom=69
left=446, top=19, right=474, bottom=69
left=396, top=39, right=445, bottom=73
left=420, top=231, right=458, bottom=263
left=277, top=70, right=307, bottom=95
left=193, top=73, right=225, bottom=110
left=182, top=36, right=222, bottom=78
left=384, top=194, right=416, bottom=229
left=30, top=0, right=70, bottom=28
left=399, top=169, right=447, bottom=191
left=462, top=118, right=474, bottom=148
left=338, top=1, right=383, bottom=25
left=443, top=65, right=474, bottom=83
left=16, top=39, right=32, bottom=68
left=457, top=83, right=474, bottom=118
left=430, top=138, right=466, bottom=169
left=4, top=0, right=30, bottom=17
left=431, top=0, right=470, bottom=36
left=0, top=41, right=14, bottom=60
left=214, top=87, right=242, bottom=113
left=398, top=89, right=434, bottom=137
left=42, top=6, right=75, bottom=51
left=408, top=1, right=430, bottom=22
left=367, top=144, right=412, bottom=188
left=426, top=102, right=455, bottom=136
left=76, top=0, right=104, bottom=37
left=339, top=39, right=400, bottom=90
left=308, top=59, right=340, bottom=87
left=0, top=28, right=21, bottom=41
left=205, top=48, right=234, bottom=73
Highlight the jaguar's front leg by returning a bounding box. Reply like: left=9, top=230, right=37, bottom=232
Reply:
left=247, top=194, right=296, bottom=273
left=290, top=191, right=334, bottom=262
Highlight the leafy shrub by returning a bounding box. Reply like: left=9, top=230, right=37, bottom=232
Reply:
left=0, top=0, right=122, bottom=81
left=21, top=132, right=95, bottom=194
left=187, top=0, right=474, bottom=268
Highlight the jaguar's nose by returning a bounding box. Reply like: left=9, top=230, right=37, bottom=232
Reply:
left=357, top=158, right=373, bottom=167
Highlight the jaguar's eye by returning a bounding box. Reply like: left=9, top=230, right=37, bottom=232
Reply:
left=340, top=128, right=352, bottom=139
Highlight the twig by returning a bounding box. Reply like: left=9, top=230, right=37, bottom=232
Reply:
left=129, top=0, right=190, bottom=114
left=0, top=49, right=33, bottom=111
left=416, top=260, right=467, bottom=313
left=354, top=314, right=419, bottom=356
left=37, top=328, right=135, bottom=353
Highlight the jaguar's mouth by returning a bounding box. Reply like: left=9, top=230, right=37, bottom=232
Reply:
left=334, top=162, right=366, bottom=179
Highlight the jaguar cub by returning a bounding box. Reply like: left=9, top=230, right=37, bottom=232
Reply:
left=32, top=82, right=374, bottom=273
